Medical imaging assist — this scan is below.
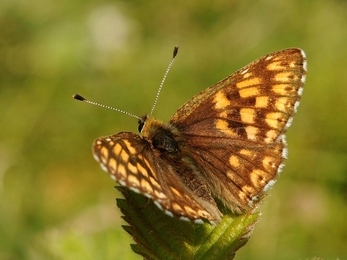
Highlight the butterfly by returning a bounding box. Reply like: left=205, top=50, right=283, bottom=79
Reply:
left=90, top=48, right=307, bottom=224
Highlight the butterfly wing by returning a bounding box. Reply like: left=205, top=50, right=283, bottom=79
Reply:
left=170, top=48, right=307, bottom=212
left=93, top=132, right=222, bottom=222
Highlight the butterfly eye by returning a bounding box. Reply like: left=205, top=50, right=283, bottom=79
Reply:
left=138, top=116, right=147, bottom=133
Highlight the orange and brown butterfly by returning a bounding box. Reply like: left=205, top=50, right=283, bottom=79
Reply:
left=74, top=47, right=307, bottom=224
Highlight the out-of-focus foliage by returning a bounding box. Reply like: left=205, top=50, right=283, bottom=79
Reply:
left=0, top=0, right=346, bottom=259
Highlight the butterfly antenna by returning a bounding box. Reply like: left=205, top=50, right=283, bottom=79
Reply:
left=149, top=45, right=179, bottom=116
left=72, top=94, right=141, bottom=120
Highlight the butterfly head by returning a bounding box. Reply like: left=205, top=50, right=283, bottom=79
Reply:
left=138, top=115, right=163, bottom=135
left=138, top=115, right=179, bottom=154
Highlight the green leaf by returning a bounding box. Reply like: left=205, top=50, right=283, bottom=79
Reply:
left=116, top=186, right=260, bottom=260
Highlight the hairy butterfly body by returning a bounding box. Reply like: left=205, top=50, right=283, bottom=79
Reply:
left=93, top=48, right=307, bottom=224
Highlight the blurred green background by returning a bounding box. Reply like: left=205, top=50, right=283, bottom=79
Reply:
left=1, top=0, right=347, bottom=259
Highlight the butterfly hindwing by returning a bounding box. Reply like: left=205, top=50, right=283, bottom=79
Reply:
left=94, top=132, right=221, bottom=222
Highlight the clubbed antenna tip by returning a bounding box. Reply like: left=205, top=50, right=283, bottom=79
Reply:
left=173, top=46, right=179, bottom=58
left=73, top=94, right=86, bottom=101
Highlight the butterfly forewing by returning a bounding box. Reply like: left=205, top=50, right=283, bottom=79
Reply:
left=93, top=48, right=307, bottom=223
left=170, top=48, right=306, bottom=211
